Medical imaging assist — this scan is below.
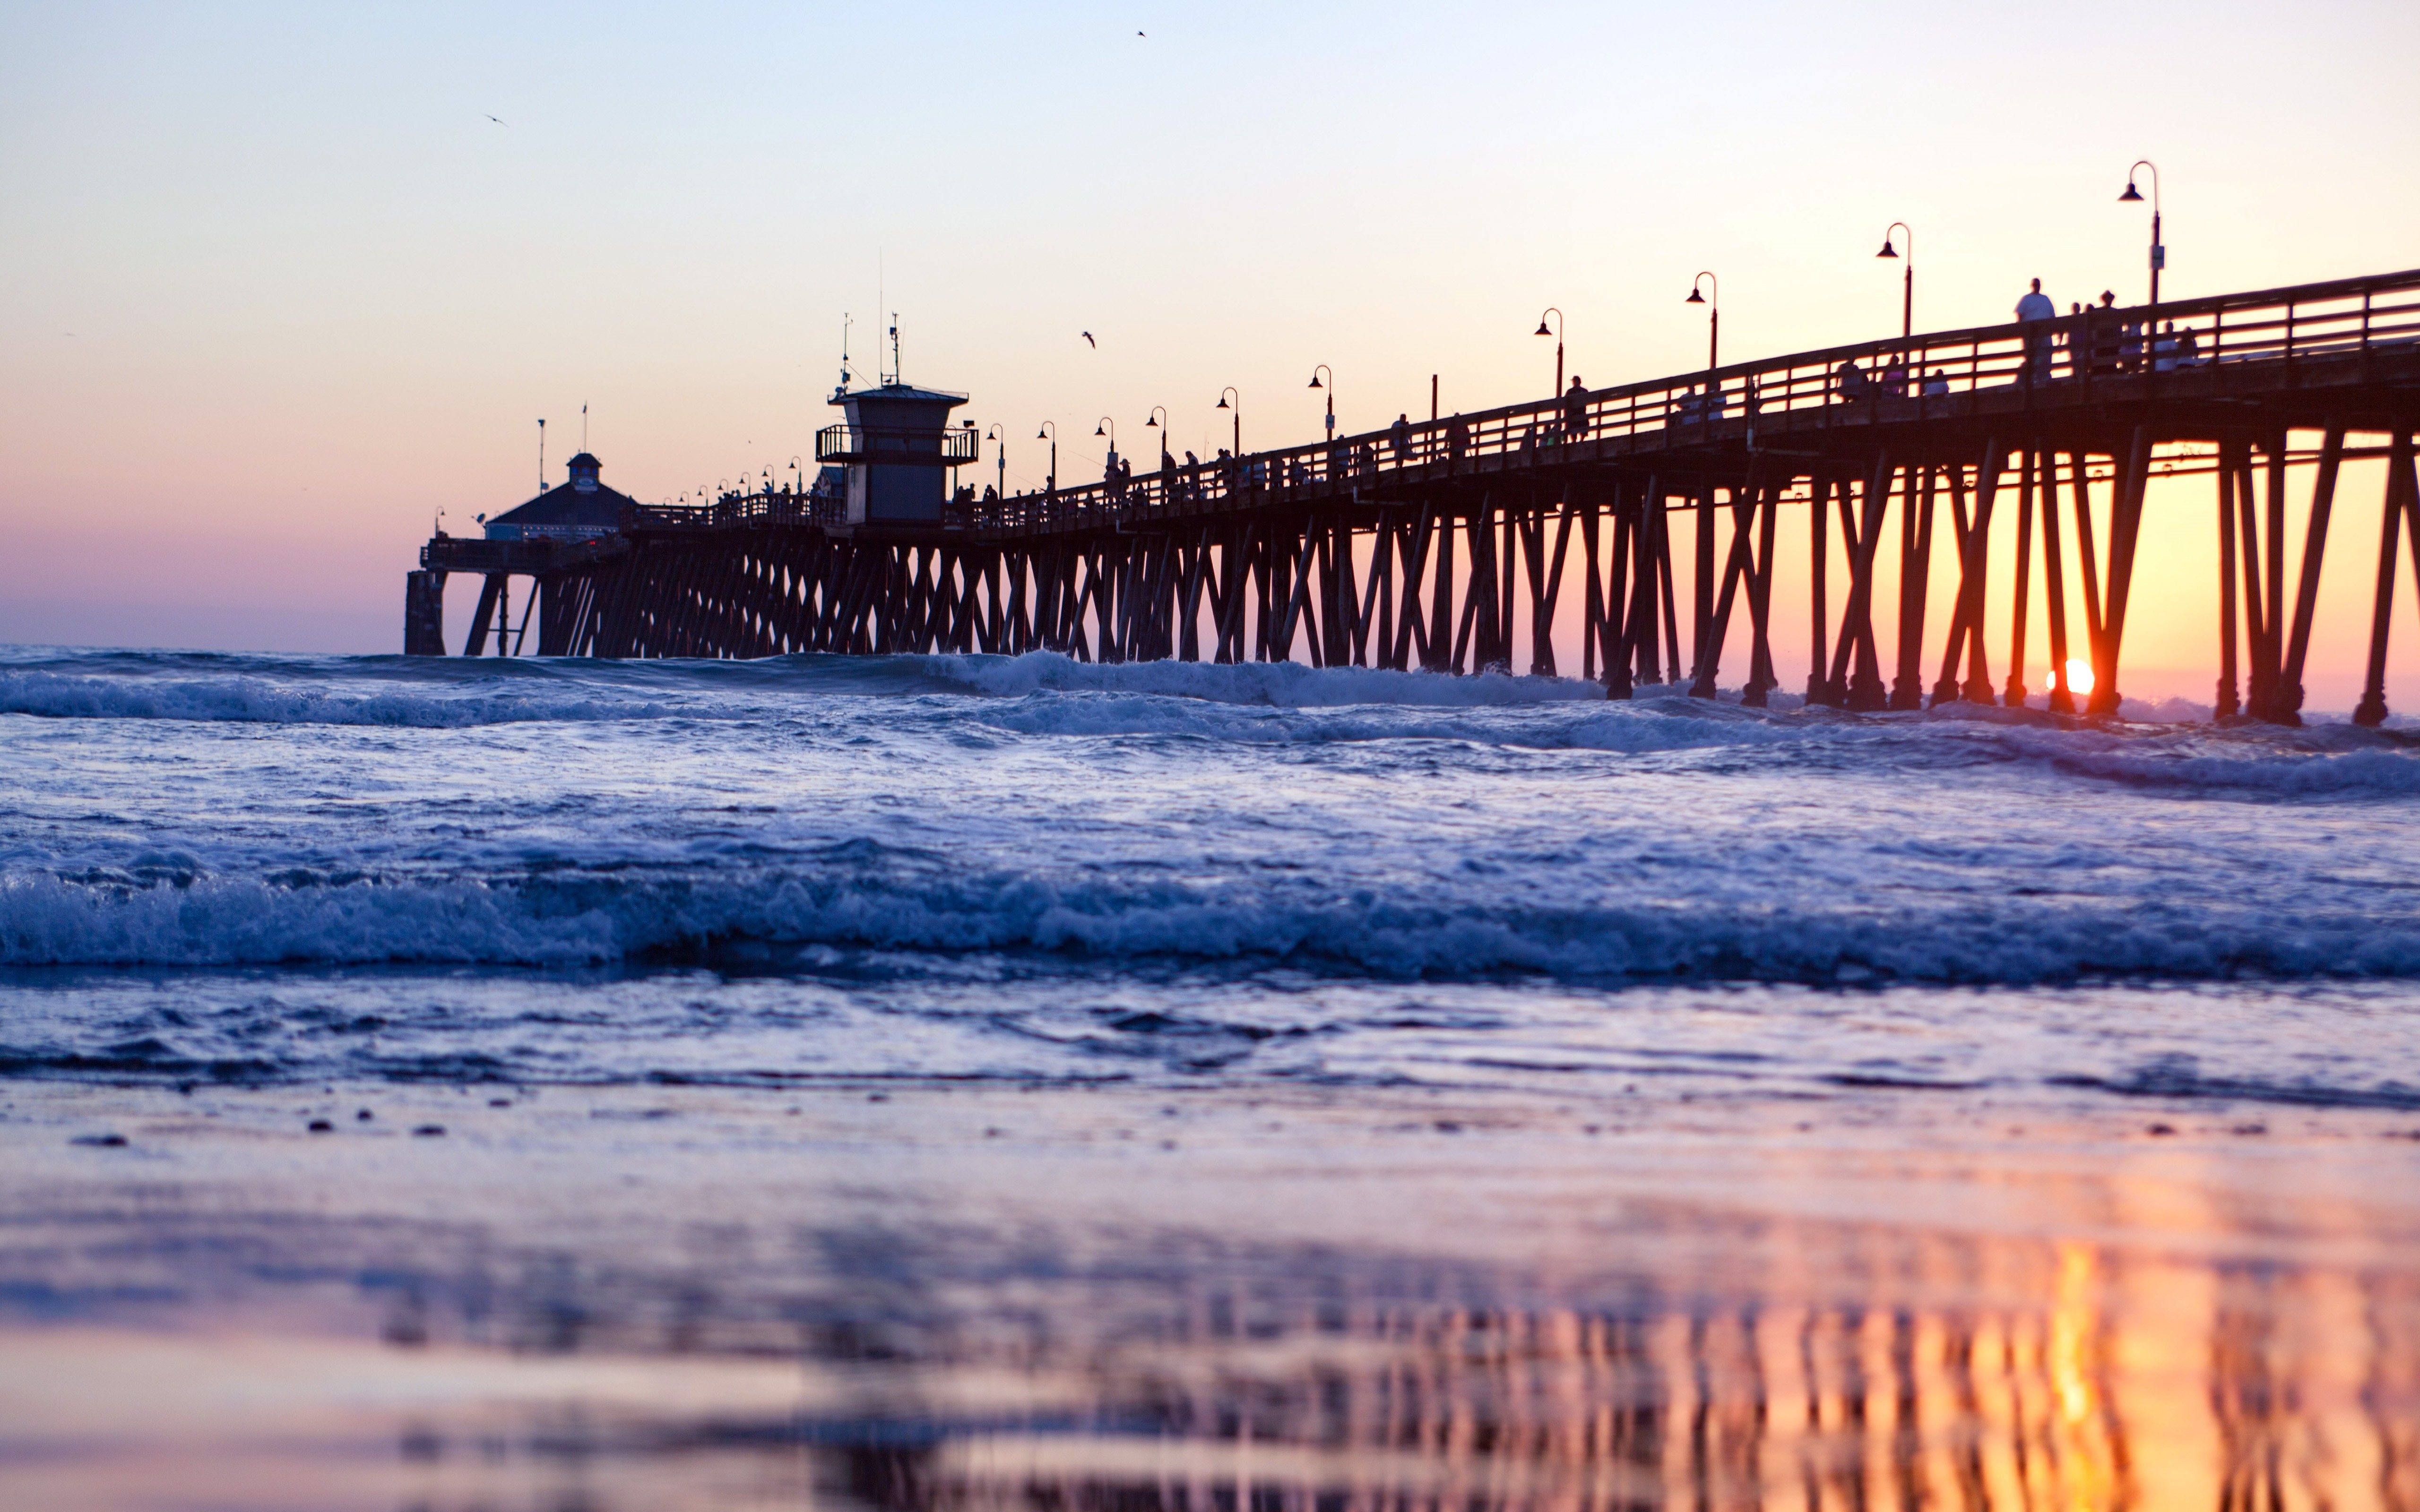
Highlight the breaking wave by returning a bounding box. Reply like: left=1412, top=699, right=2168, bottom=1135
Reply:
left=9, top=855, right=2420, bottom=981
left=0, top=670, right=686, bottom=728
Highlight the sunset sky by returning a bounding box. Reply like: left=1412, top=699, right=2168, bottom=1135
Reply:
left=4, top=1, right=2416, bottom=701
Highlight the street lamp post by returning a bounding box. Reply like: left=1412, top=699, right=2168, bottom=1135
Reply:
left=1215, top=387, right=1240, bottom=455
left=1035, top=421, right=1057, bottom=492
left=1146, top=406, right=1170, bottom=470
left=1535, top=308, right=1564, bottom=395
left=1876, top=223, right=1913, bottom=339
left=985, top=425, right=1005, bottom=498
left=1684, top=273, right=1719, bottom=374
left=2119, top=160, right=2163, bottom=306
left=1309, top=365, right=1334, bottom=443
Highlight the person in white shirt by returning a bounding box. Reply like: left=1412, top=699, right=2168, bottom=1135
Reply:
left=2015, top=278, right=2057, bottom=380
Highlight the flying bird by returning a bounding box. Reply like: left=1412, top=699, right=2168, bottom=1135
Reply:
left=486, top=114, right=507, bottom=125
left=1081, top=332, right=1096, bottom=348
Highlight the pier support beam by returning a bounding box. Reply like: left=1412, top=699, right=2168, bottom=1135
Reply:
left=2216, top=452, right=2241, bottom=718
left=2005, top=449, right=2036, bottom=707
left=403, top=570, right=446, bottom=656
left=1890, top=465, right=1935, bottom=710
left=1805, top=477, right=1833, bottom=705
left=2042, top=454, right=2076, bottom=713
left=2354, top=430, right=2418, bottom=727
left=2274, top=426, right=2346, bottom=724
left=463, top=574, right=507, bottom=657
left=2086, top=425, right=2154, bottom=716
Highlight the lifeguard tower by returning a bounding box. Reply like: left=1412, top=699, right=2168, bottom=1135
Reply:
left=813, top=320, right=978, bottom=524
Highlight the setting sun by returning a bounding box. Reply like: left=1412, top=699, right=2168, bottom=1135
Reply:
left=2062, top=659, right=2096, bottom=696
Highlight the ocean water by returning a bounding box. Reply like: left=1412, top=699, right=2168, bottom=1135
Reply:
left=5, top=643, right=2420, bottom=1110
left=9, top=644, right=2420, bottom=1509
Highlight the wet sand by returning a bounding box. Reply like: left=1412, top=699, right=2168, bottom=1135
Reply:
left=4, top=1077, right=2418, bottom=1511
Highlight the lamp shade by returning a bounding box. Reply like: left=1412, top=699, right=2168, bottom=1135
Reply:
left=1685, top=289, right=1704, bottom=304
left=2119, top=182, right=2144, bottom=203
left=1876, top=240, right=1899, bottom=258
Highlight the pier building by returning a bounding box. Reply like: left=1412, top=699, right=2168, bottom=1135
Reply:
left=481, top=452, right=631, bottom=542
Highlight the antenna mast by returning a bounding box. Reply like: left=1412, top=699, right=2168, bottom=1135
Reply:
left=537, top=418, right=545, bottom=491
left=839, top=314, right=853, bottom=392
left=889, top=313, right=901, bottom=386
left=581, top=403, right=588, bottom=454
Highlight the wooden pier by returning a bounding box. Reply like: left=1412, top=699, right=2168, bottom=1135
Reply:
left=410, top=268, right=2420, bottom=723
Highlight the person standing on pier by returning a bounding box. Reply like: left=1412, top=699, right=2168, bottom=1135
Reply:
left=1392, top=412, right=1413, bottom=466
left=1563, top=377, right=1589, bottom=441
left=1835, top=360, right=1870, bottom=404
left=2087, top=291, right=2122, bottom=375
left=2015, top=278, right=2057, bottom=382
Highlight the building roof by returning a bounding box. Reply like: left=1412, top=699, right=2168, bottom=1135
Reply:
left=486, top=455, right=634, bottom=533
left=828, top=381, right=970, bottom=407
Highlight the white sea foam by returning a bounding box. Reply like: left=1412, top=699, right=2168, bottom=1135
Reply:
left=0, top=670, right=683, bottom=728
left=927, top=652, right=1612, bottom=707
left=9, top=860, right=2418, bottom=980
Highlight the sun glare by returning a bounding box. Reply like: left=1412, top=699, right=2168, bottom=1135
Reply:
left=2062, top=659, right=2096, bottom=696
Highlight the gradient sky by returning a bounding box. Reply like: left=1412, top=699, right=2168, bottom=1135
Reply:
left=3, top=1, right=2416, bottom=696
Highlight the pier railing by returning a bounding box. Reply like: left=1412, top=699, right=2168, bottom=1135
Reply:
left=622, top=488, right=847, bottom=532
left=539, top=268, right=2419, bottom=546
left=953, top=267, right=2420, bottom=534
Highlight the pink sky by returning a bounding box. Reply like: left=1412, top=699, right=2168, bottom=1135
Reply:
left=4, top=2, right=2416, bottom=704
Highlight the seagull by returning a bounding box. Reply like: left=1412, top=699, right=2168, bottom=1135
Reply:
left=486, top=114, right=506, bottom=125
left=1081, top=332, right=1096, bottom=348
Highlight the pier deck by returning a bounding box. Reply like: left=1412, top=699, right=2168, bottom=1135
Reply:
left=412, top=268, right=2420, bottom=722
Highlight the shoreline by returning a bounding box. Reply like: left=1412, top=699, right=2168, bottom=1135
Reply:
left=6, top=1077, right=2417, bottom=1508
